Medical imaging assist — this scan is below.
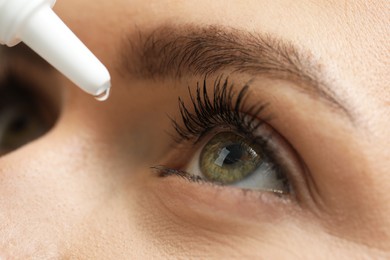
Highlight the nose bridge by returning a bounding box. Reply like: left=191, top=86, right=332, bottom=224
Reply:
left=0, top=127, right=97, bottom=198
left=0, top=135, right=109, bottom=258
left=0, top=126, right=121, bottom=229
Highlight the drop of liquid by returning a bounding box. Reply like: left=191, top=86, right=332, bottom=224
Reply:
left=95, top=87, right=111, bottom=102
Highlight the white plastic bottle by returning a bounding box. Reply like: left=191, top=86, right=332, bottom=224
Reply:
left=0, top=0, right=111, bottom=101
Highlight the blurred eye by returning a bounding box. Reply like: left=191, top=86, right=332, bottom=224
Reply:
left=186, top=127, right=291, bottom=194
left=0, top=73, right=56, bottom=156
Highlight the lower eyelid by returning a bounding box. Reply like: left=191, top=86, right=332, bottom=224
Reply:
left=148, top=169, right=299, bottom=224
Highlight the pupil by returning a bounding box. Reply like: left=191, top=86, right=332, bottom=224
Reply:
left=223, top=144, right=243, bottom=165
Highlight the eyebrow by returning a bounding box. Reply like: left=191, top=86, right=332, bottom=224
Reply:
left=122, top=25, right=351, bottom=119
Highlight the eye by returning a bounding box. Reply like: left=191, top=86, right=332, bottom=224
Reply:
left=158, top=76, right=303, bottom=197
left=186, top=127, right=291, bottom=194
left=0, top=72, right=57, bottom=156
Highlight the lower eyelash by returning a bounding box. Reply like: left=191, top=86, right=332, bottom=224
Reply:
left=151, top=166, right=288, bottom=197
left=151, top=166, right=204, bottom=182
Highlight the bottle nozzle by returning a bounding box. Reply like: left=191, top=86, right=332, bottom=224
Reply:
left=0, top=0, right=111, bottom=100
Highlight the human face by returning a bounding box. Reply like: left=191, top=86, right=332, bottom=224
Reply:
left=0, top=0, right=389, bottom=258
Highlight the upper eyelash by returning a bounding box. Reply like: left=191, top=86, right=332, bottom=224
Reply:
left=163, top=76, right=293, bottom=196
left=171, top=75, right=269, bottom=143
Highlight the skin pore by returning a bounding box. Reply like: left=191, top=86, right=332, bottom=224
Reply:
left=0, top=0, right=389, bottom=259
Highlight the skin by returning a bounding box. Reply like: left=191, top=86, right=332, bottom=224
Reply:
left=0, top=0, right=389, bottom=258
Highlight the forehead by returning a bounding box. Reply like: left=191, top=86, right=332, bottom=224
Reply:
left=57, top=0, right=389, bottom=97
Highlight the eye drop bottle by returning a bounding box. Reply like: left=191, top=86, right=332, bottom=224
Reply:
left=0, top=0, right=111, bottom=101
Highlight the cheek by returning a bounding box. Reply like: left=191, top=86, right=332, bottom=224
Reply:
left=0, top=122, right=136, bottom=257
left=135, top=174, right=370, bottom=259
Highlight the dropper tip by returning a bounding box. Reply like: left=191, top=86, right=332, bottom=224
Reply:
left=94, top=81, right=111, bottom=102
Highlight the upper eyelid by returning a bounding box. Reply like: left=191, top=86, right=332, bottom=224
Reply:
left=121, top=25, right=354, bottom=122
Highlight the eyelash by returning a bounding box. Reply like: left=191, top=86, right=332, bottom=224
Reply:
left=155, top=76, right=290, bottom=191
left=171, top=75, right=270, bottom=144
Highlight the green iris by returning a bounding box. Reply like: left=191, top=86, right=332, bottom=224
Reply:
left=199, top=132, right=264, bottom=184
